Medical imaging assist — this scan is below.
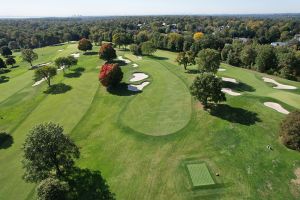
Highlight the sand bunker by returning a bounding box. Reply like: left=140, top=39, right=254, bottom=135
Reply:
left=32, top=78, right=47, bottom=87
left=118, top=56, right=131, bottom=64
left=262, top=77, right=297, bottom=90
left=58, top=49, right=63, bottom=52
left=218, top=68, right=226, bottom=72
left=137, top=56, right=142, bottom=60
left=130, top=73, right=149, bottom=82
left=221, top=88, right=242, bottom=96
left=132, top=64, right=139, bottom=68
left=127, top=82, right=150, bottom=92
left=264, top=102, right=290, bottom=114
left=222, top=77, right=238, bottom=84
left=71, top=53, right=80, bottom=58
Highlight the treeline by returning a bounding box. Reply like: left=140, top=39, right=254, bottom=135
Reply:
left=0, top=15, right=300, bottom=50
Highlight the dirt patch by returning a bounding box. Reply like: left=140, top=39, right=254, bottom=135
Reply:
left=292, top=168, right=300, bottom=185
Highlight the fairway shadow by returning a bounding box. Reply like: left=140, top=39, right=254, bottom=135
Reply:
left=210, top=104, right=261, bottom=125
left=222, top=82, right=255, bottom=92
left=64, top=67, right=85, bottom=78
left=149, top=55, right=168, bottom=60
left=107, top=83, right=140, bottom=96
left=83, top=51, right=98, bottom=56
left=66, top=167, right=115, bottom=200
left=0, top=76, right=9, bottom=83
left=0, top=69, right=11, bottom=74
left=186, top=69, right=200, bottom=74
left=0, top=132, right=13, bottom=149
left=112, top=60, right=127, bottom=66
left=44, top=83, right=72, bottom=95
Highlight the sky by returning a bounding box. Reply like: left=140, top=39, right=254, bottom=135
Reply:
left=1, top=0, right=300, bottom=17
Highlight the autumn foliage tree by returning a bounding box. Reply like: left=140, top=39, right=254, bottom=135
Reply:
left=78, top=38, right=93, bottom=53
left=99, top=63, right=123, bottom=87
left=193, top=32, right=204, bottom=41
left=99, top=43, right=117, bottom=62
left=280, top=111, right=300, bottom=151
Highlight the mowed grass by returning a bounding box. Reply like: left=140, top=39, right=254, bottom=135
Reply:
left=186, top=163, right=215, bottom=187
left=1, top=45, right=300, bottom=199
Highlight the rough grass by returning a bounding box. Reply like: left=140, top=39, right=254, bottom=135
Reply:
left=1, top=46, right=300, bottom=200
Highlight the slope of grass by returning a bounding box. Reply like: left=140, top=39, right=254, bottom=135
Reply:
left=0, top=46, right=300, bottom=200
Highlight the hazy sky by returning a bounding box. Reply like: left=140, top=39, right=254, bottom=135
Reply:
left=1, top=0, right=300, bottom=17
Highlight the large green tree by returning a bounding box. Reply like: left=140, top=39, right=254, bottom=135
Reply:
left=255, top=45, right=278, bottom=72
left=280, top=111, right=300, bottom=151
left=21, top=49, right=38, bottom=68
left=22, top=122, right=80, bottom=183
left=176, top=51, right=195, bottom=70
left=197, top=48, right=221, bottom=73
left=37, top=178, right=69, bottom=200
left=190, top=73, right=226, bottom=109
left=55, top=56, right=78, bottom=73
left=5, top=56, right=16, bottom=68
left=0, top=58, right=6, bottom=70
left=0, top=46, right=12, bottom=58
left=141, top=41, right=156, bottom=55
left=240, top=45, right=257, bottom=68
left=34, top=66, right=57, bottom=87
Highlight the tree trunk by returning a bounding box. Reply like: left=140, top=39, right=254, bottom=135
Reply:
left=184, top=64, right=187, bottom=70
left=47, top=78, right=51, bottom=87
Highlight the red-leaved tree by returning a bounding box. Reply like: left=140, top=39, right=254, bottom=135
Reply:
left=99, top=63, right=123, bottom=87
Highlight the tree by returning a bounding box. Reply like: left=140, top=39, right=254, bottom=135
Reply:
left=277, top=49, right=300, bottom=80
left=22, top=122, right=80, bottom=183
left=55, top=56, right=78, bottom=73
left=0, top=46, right=12, bottom=57
left=135, top=31, right=149, bottom=44
left=112, top=33, right=122, bottom=49
left=190, top=73, right=226, bottom=109
left=141, top=41, right=156, bottom=55
left=129, top=44, right=142, bottom=56
left=240, top=45, right=257, bottom=68
left=197, top=48, right=221, bottom=73
left=78, top=38, right=93, bottom=53
left=280, top=111, right=300, bottom=151
left=21, top=49, right=38, bottom=68
left=0, top=58, right=7, bottom=70
left=99, top=63, right=123, bottom=87
left=5, top=56, right=16, bottom=68
left=255, top=45, right=278, bottom=72
left=176, top=51, right=195, bottom=70
left=34, top=66, right=57, bottom=87
left=37, top=178, right=69, bottom=200
left=99, top=43, right=117, bottom=62
left=193, top=32, right=204, bottom=41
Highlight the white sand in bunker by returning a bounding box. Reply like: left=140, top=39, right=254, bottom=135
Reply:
left=130, top=73, right=149, bottom=82
left=221, top=88, right=241, bottom=96
left=137, top=56, right=142, bottom=60
left=71, top=53, right=80, bottom=58
left=58, top=49, right=63, bottom=52
left=127, top=82, right=150, bottom=92
left=262, top=77, right=297, bottom=90
left=118, top=56, right=131, bottom=64
left=222, top=77, right=238, bottom=84
left=132, top=64, right=138, bottom=68
left=32, top=78, right=47, bottom=86
left=218, top=68, right=226, bottom=72
left=264, top=102, right=290, bottom=114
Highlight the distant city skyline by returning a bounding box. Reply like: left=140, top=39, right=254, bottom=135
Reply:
left=0, top=0, right=300, bottom=17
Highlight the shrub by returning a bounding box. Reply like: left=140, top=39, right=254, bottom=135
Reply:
left=99, top=63, right=123, bottom=87
left=280, top=111, right=300, bottom=151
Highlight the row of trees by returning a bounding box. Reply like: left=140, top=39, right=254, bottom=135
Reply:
left=221, top=41, right=300, bottom=80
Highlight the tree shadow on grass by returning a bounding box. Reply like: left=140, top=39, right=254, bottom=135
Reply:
left=185, top=69, right=199, bottom=74
left=64, top=67, right=85, bottom=78
left=66, top=168, right=115, bottom=200
left=0, top=69, right=11, bottom=74
left=83, top=51, right=98, bottom=56
left=113, top=60, right=127, bottom=66
left=44, top=83, right=72, bottom=95
left=0, top=132, right=13, bottom=149
left=107, top=83, right=140, bottom=96
left=210, top=104, right=261, bottom=126
left=149, top=55, right=168, bottom=60
left=222, top=82, right=255, bottom=92
left=11, top=65, right=20, bottom=69
left=0, top=76, right=9, bottom=83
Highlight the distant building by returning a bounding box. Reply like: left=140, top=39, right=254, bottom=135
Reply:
left=294, top=34, right=300, bottom=41
left=271, top=42, right=287, bottom=47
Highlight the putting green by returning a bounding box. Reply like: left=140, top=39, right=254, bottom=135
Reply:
left=187, top=163, right=215, bottom=187
left=120, top=58, right=192, bottom=136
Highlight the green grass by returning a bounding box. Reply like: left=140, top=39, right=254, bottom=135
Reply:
left=1, top=45, right=300, bottom=199
left=186, top=163, right=215, bottom=187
